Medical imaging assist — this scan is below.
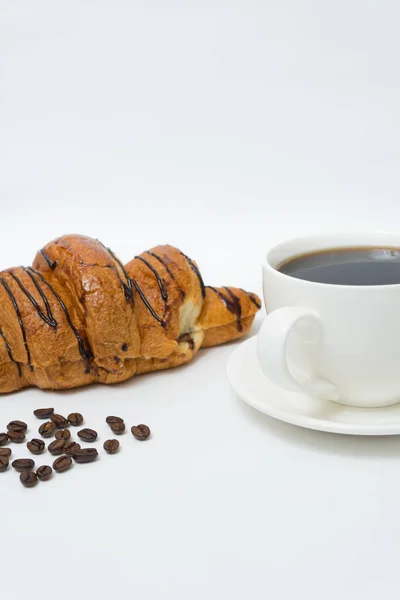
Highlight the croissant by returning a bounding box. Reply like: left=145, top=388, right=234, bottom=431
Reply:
left=0, top=235, right=261, bottom=393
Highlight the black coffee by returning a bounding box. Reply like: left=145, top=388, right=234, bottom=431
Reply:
left=279, top=247, right=400, bottom=286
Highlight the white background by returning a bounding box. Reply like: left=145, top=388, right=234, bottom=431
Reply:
left=1, top=1, right=400, bottom=598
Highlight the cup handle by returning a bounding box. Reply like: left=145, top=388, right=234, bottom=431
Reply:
left=257, top=307, right=340, bottom=401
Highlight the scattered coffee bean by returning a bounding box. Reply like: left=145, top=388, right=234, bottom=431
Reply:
left=8, top=430, right=25, bottom=443
left=103, top=439, right=120, bottom=454
left=50, top=414, right=69, bottom=429
left=7, top=420, right=27, bottom=433
left=64, top=441, right=81, bottom=455
left=48, top=440, right=66, bottom=456
left=106, top=416, right=124, bottom=425
left=77, top=428, right=98, bottom=442
left=68, top=413, right=83, bottom=426
left=131, top=424, right=151, bottom=441
left=33, top=407, right=54, bottom=419
left=110, top=421, right=125, bottom=435
left=27, top=439, right=45, bottom=455
left=12, top=458, right=35, bottom=472
left=55, top=429, right=71, bottom=441
left=53, top=455, right=72, bottom=473
left=0, top=411, right=152, bottom=482
left=39, top=422, right=56, bottom=438
left=73, top=448, right=98, bottom=464
left=36, top=465, right=53, bottom=481
left=0, top=456, right=9, bottom=472
left=20, top=471, right=38, bottom=488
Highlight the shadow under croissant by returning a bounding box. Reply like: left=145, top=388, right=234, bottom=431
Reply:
left=10, top=328, right=253, bottom=398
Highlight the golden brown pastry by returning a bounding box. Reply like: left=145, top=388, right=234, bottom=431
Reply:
left=0, top=235, right=261, bottom=393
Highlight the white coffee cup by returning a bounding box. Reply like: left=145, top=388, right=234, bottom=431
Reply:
left=257, top=232, right=400, bottom=408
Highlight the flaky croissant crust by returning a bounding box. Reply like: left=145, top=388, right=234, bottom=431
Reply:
left=0, top=235, right=261, bottom=393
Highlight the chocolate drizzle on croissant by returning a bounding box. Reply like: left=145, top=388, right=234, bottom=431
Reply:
left=0, top=235, right=261, bottom=393
left=0, top=277, right=34, bottom=371
left=0, top=327, right=21, bottom=376
left=207, top=285, right=245, bottom=332
left=39, top=249, right=57, bottom=270
left=134, top=256, right=169, bottom=303
left=97, top=240, right=134, bottom=302
left=146, top=250, right=185, bottom=297
left=10, top=270, right=57, bottom=328
left=27, top=267, right=93, bottom=365
left=131, top=278, right=167, bottom=328
left=240, top=289, right=262, bottom=310
left=179, top=250, right=206, bottom=298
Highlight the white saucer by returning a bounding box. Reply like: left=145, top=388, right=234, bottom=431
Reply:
left=226, top=336, right=400, bottom=435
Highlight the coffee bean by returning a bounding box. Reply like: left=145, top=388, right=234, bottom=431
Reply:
left=103, top=439, right=120, bottom=454
left=110, top=421, right=125, bottom=435
left=55, top=429, right=71, bottom=441
left=68, top=413, right=83, bottom=426
left=0, top=448, right=11, bottom=458
left=34, top=407, right=54, bottom=419
left=64, top=441, right=81, bottom=455
left=36, top=465, right=52, bottom=481
left=0, top=456, right=9, bottom=472
left=50, top=414, right=69, bottom=429
left=8, top=430, right=25, bottom=443
left=48, top=440, right=66, bottom=456
left=77, top=428, right=97, bottom=442
left=7, top=420, right=27, bottom=433
left=53, top=455, right=72, bottom=473
left=39, top=422, right=56, bottom=438
left=0, top=433, right=9, bottom=446
left=73, top=448, right=98, bottom=464
left=27, top=439, right=45, bottom=455
left=106, top=416, right=124, bottom=425
left=131, top=424, right=151, bottom=441
left=20, top=471, right=38, bottom=488
left=12, top=458, right=35, bottom=472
